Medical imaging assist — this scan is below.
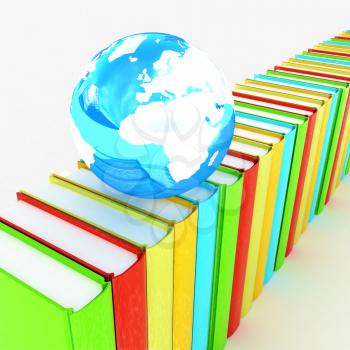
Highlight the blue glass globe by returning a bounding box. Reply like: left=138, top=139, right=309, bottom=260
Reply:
left=71, top=32, right=235, bottom=198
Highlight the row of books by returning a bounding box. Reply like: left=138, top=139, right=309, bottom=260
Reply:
left=1, top=31, right=350, bottom=350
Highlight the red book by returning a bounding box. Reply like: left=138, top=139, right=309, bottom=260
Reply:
left=334, top=36, right=350, bottom=41
left=233, top=91, right=317, bottom=258
left=274, top=65, right=350, bottom=208
left=222, top=150, right=259, bottom=336
left=0, top=193, right=148, bottom=350
left=308, top=48, right=350, bottom=58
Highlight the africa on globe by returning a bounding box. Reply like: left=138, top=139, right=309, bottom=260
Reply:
left=70, top=32, right=235, bottom=198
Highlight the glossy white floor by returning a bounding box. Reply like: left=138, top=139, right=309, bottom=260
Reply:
left=227, top=175, right=350, bottom=350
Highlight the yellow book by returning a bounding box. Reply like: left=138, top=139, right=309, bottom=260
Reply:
left=314, top=43, right=350, bottom=54
left=229, top=136, right=273, bottom=316
left=335, top=127, right=350, bottom=188
left=339, top=32, right=350, bottom=38
left=331, top=112, right=350, bottom=194
left=282, top=58, right=350, bottom=77
left=26, top=166, right=198, bottom=350
left=243, top=79, right=332, bottom=242
left=234, top=124, right=284, bottom=299
left=235, top=82, right=329, bottom=244
left=67, top=165, right=198, bottom=350
left=281, top=58, right=350, bottom=201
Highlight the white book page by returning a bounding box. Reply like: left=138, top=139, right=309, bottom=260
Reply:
left=66, top=169, right=191, bottom=222
left=0, top=202, right=138, bottom=276
left=181, top=185, right=216, bottom=202
left=208, top=170, right=238, bottom=185
left=234, top=87, right=318, bottom=108
left=0, top=229, right=102, bottom=311
left=235, top=105, right=305, bottom=125
left=234, top=127, right=281, bottom=144
left=255, top=76, right=334, bottom=94
left=222, top=154, right=254, bottom=170
left=236, top=116, right=292, bottom=134
left=267, top=72, right=339, bottom=89
left=26, top=183, right=168, bottom=247
left=230, top=140, right=268, bottom=157
left=234, top=96, right=313, bottom=116
left=244, top=81, right=326, bottom=102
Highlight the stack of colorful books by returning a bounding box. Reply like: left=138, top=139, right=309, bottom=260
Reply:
left=1, top=31, right=350, bottom=350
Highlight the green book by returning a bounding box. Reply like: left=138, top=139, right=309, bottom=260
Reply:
left=0, top=222, right=115, bottom=350
left=234, top=101, right=308, bottom=270
left=346, top=148, right=350, bottom=175
left=206, top=166, right=243, bottom=350
left=266, top=69, right=349, bottom=217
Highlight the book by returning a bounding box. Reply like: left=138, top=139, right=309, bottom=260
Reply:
left=0, top=194, right=147, bottom=350
left=295, top=51, right=350, bottom=195
left=231, top=103, right=297, bottom=284
left=66, top=163, right=199, bottom=349
left=179, top=183, right=219, bottom=350
left=281, top=58, right=350, bottom=204
left=309, top=46, right=350, bottom=58
left=233, top=124, right=284, bottom=299
left=274, top=63, right=350, bottom=215
left=263, top=69, right=350, bottom=229
left=345, top=142, right=350, bottom=175
left=252, top=73, right=341, bottom=243
left=229, top=136, right=272, bottom=316
left=19, top=177, right=177, bottom=350
left=48, top=166, right=198, bottom=350
left=206, top=166, right=243, bottom=350
left=233, top=100, right=309, bottom=270
left=240, top=80, right=331, bottom=255
left=222, top=150, right=259, bottom=335
left=0, top=222, right=116, bottom=350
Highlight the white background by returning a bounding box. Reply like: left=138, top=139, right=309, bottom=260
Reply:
left=0, top=1, right=350, bottom=349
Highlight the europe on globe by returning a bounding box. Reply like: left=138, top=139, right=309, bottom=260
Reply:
left=70, top=32, right=235, bottom=198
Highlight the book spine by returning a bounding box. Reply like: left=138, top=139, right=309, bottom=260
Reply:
left=113, top=255, right=148, bottom=350
left=275, top=121, right=308, bottom=270
left=265, top=129, right=296, bottom=283
left=227, top=163, right=258, bottom=336
left=210, top=175, right=243, bottom=350
left=192, top=190, right=219, bottom=350
left=254, top=139, right=284, bottom=298
left=146, top=232, right=174, bottom=350
left=69, top=283, right=116, bottom=350
left=173, top=210, right=198, bottom=350
left=285, top=111, right=317, bottom=256
left=327, top=93, right=350, bottom=196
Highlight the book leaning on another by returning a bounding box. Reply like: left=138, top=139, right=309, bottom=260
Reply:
left=0, top=193, right=148, bottom=350
left=24, top=165, right=198, bottom=350
left=18, top=174, right=182, bottom=350
left=0, top=222, right=116, bottom=350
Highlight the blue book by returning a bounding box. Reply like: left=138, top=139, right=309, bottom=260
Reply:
left=254, top=73, right=341, bottom=223
left=234, top=111, right=296, bottom=284
left=295, top=54, right=350, bottom=67
left=179, top=183, right=219, bottom=350
left=323, top=39, right=350, bottom=47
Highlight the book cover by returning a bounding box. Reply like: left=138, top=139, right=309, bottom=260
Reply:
left=274, top=63, right=350, bottom=215
left=206, top=166, right=243, bottom=350
left=233, top=124, right=285, bottom=299
left=232, top=105, right=297, bottom=284
left=222, top=150, right=259, bottom=335
left=240, top=79, right=330, bottom=255
left=63, top=164, right=199, bottom=350
left=0, top=194, right=147, bottom=350
left=0, top=223, right=116, bottom=350
left=229, top=136, right=272, bottom=316
left=233, top=100, right=309, bottom=270
left=20, top=178, right=176, bottom=350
